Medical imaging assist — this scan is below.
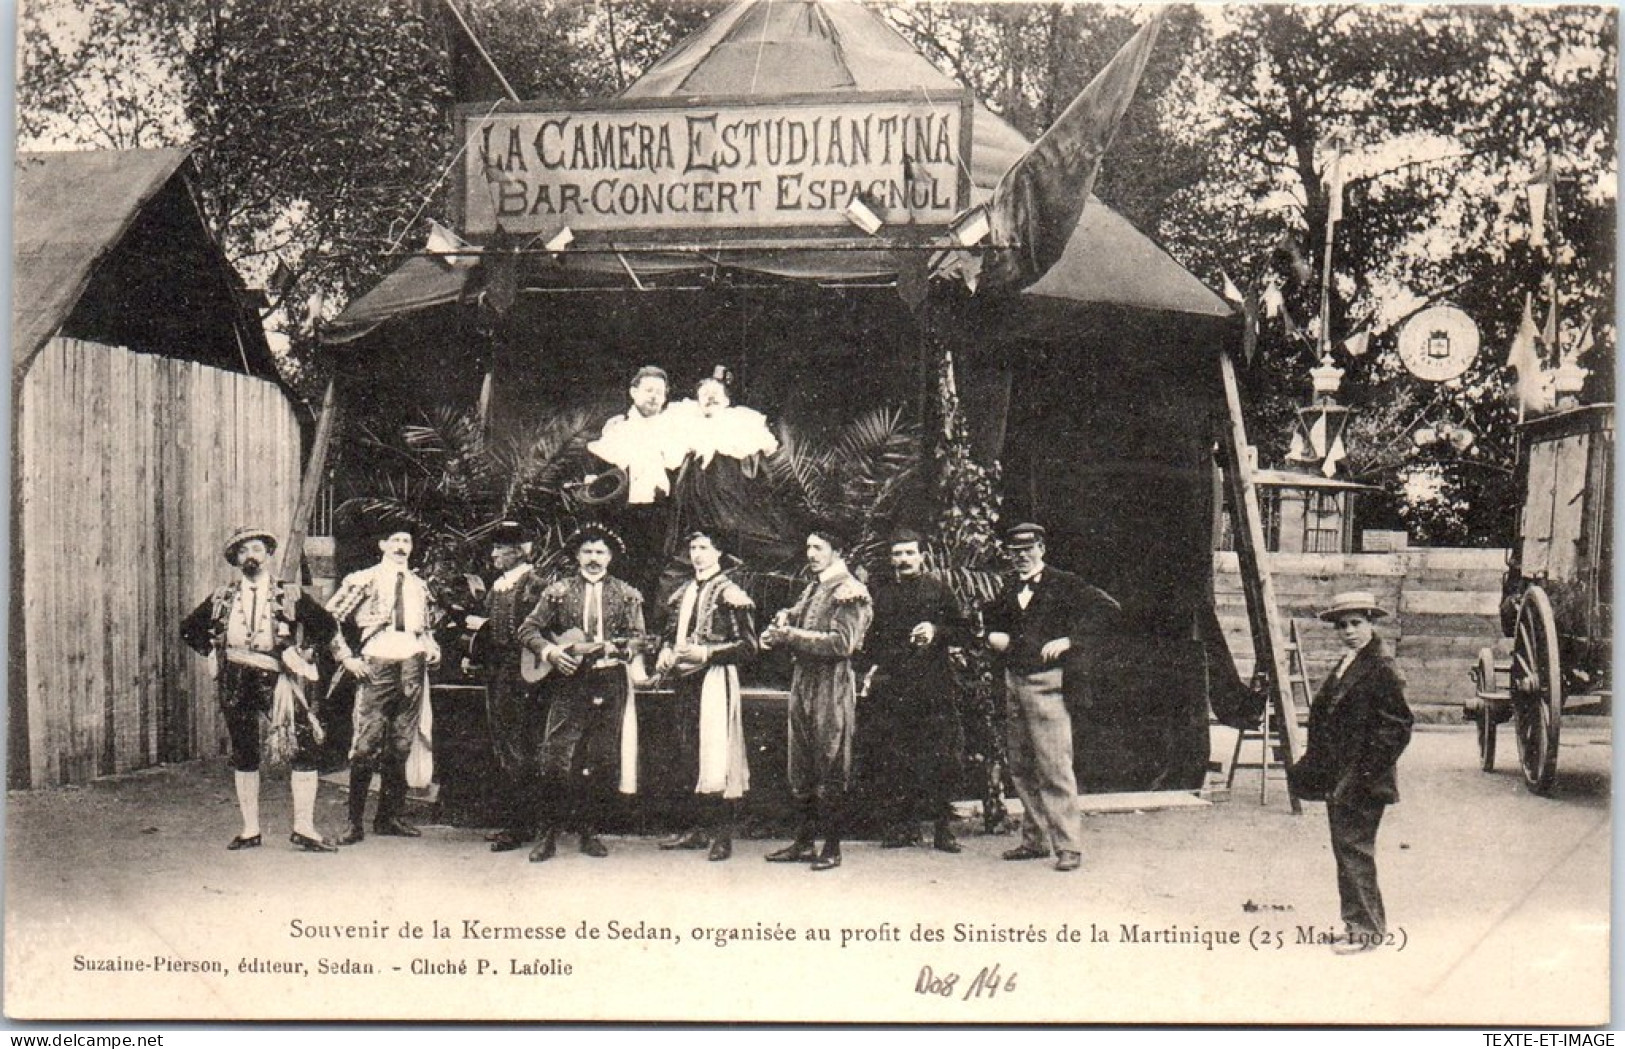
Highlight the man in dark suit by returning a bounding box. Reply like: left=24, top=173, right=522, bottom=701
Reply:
left=982, top=523, right=1120, bottom=872
left=1287, top=591, right=1414, bottom=955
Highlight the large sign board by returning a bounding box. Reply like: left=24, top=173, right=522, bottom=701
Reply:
left=452, top=92, right=974, bottom=243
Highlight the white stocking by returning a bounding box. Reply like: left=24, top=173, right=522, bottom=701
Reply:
left=234, top=770, right=261, bottom=838
left=291, top=769, right=320, bottom=839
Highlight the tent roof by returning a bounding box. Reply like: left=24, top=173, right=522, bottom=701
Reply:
left=327, top=0, right=1230, bottom=343
left=12, top=148, right=281, bottom=383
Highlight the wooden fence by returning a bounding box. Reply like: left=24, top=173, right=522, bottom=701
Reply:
left=15, top=338, right=301, bottom=787
left=1215, top=548, right=1509, bottom=712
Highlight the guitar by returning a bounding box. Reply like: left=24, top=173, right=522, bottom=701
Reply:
left=521, top=628, right=657, bottom=683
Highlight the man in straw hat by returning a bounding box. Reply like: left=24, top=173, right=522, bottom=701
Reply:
left=326, top=522, right=442, bottom=845
left=761, top=526, right=872, bottom=872
left=653, top=528, right=758, bottom=861
left=181, top=526, right=341, bottom=852
left=1287, top=591, right=1413, bottom=955
left=466, top=521, right=547, bottom=853
left=517, top=523, right=650, bottom=862
left=983, top=523, right=1120, bottom=873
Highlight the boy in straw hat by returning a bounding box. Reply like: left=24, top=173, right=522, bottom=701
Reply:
left=181, top=526, right=341, bottom=852
left=1287, top=591, right=1414, bottom=954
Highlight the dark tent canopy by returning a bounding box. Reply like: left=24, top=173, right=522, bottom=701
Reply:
left=324, top=0, right=1247, bottom=792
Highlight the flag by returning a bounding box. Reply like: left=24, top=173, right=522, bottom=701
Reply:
left=267, top=259, right=295, bottom=300
left=426, top=219, right=476, bottom=270
left=1324, top=140, right=1346, bottom=227
left=1343, top=330, right=1370, bottom=357
left=1505, top=293, right=1546, bottom=419
left=1286, top=420, right=1310, bottom=462
left=1322, top=431, right=1347, bottom=478
left=422, top=0, right=517, bottom=102
left=1261, top=279, right=1284, bottom=319
left=980, top=10, right=1166, bottom=291
left=1308, top=411, right=1328, bottom=458
left=1220, top=271, right=1245, bottom=305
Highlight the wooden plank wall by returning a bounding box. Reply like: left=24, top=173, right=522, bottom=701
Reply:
left=1215, top=548, right=1509, bottom=711
left=18, top=338, right=300, bottom=787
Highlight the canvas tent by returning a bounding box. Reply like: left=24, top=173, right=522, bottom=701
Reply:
left=325, top=0, right=1248, bottom=791
left=10, top=149, right=302, bottom=787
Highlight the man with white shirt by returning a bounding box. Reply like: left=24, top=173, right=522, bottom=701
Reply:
left=182, top=527, right=341, bottom=852
left=586, top=366, right=681, bottom=593
left=327, top=524, right=442, bottom=845
left=983, top=523, right=1120, bottom=873
left=466, top=522, right=547, bottom=853
left=654, top=530, right=758, bottom=860
left=761, top=528, right=872, bottom=872
left=517, top=525, right=648, bottom=862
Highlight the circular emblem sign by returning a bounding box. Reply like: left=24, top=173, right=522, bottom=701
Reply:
left=1397, top=304, right=1480, bottom=382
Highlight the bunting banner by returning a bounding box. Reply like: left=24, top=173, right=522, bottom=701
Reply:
left=1343, top=330, right=1370, bottom=357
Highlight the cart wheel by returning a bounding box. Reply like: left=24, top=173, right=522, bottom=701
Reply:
left=1510, top=587, right=1563, bottom=794
left=1474, top=648, right=1498, bottom=772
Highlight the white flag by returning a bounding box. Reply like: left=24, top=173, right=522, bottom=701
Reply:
left=1343, top=330, right=1370, bottom=357
left=1220, top=271, right=1245, bottom=305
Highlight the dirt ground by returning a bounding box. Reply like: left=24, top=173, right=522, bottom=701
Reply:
left=2, top=723, right=1611, bottom=1025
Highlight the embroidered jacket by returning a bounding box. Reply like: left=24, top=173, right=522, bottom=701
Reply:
left=661, top=571, right=758, bottom=666
left=518, top=574, right=646, bottom=655
left=325, top=562, right=438, bottom=662
left=181, top=579, right=337, bottom=663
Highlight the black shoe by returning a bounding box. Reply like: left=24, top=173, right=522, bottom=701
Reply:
left=290, top=832, right=338, bottom=853
left=811, top=843, right=843, bottom=872
left=374, top=818, right=421, bottom=838
left=336, top=824, right=365, bottom=846
left=227, top=834, right=262, bottom=851
left=880, top=831, right=918, bottom=849
left=1002, top=845, right=1049, bottom=861
left=529, top=830, right=558, bottom=863
left=489, top=832, right=526, bottom=853
left=932, top=824, right=962, bottom=854
left=658, top=829, right=709, bottom=851
left=579, top=834, right=609, bottom=858
left=708, top=836, right=733, bottom=862
left=765, top=841, right=818, bottom=863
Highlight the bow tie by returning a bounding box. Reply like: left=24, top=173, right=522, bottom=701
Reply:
left=1019, top=575, right=1042, bottom=591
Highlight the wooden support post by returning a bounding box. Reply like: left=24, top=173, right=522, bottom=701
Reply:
left=1217, top=348, right=1305, bottom=812
left=277, top=377, right=338, bottom=583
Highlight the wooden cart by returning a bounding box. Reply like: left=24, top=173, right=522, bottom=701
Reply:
left=1469, top=404, right=1612, bottom=794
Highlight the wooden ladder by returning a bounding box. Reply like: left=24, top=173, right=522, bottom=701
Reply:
left=1226, top=619, right=1313, bottom=811
left=1216, top=347, right=1307, bottom=813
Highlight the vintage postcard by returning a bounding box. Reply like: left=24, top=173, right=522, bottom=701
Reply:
left=6, top=0, right=1613, bottom=1026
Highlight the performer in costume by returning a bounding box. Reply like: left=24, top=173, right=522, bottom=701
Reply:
left=585, top=365, right=682, bottom=593
left=463, top=522, right=547, bottom=852
left=326, top=524, right=441, bottom=845
left=663, top=367, right=794, bottom=578
left=181, top=526, right=341, bottom=852
left=654, top=530, right=758, bottom=861
left=517, top=524, right=649, bottom=862
left=761, top=528, right=873, bottom=872
left=859, top=528, right=969, bottom=853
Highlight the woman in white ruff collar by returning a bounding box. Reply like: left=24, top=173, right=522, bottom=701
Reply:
left=663, top=367, right=795, bottom=576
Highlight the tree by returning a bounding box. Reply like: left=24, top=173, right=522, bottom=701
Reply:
left=1158, top=5, right=1615, bottom=544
